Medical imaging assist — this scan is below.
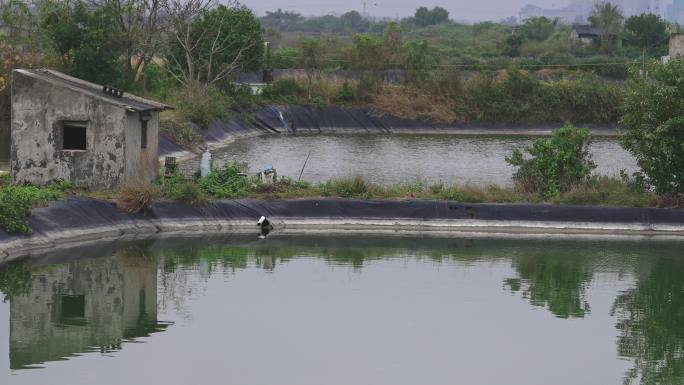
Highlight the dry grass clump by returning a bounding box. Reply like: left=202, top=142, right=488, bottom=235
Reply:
left=371, top=85, right=463, bottom=124
left=115, top=182, right=160, bottom=213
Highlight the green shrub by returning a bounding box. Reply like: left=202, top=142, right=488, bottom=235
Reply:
left=261, top=78, right=307, bottom=102
left=506, top=124, right=596, bottom=197
left=333, top=81, right=357, bottom=103
left=174, top=85, right=233, bottom=128
left=331, top=176, right=368, bottom=198
left=0, top=185, right=63, bottom=234
left=199, top=163, right=254, bottom=198
left=620, top=59, right=684, bottom=195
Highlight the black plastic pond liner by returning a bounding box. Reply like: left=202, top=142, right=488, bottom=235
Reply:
left=158, top=106, right=618, bottom=155
left=2, top=198, right=684, bottom=247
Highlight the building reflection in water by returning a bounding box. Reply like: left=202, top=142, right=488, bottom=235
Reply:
left=8, top=246, right=169, bottom=369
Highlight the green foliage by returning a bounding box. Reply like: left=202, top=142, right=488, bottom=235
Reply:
left=0, top=185, right=63, bottom=234
left=620, top=59, right=684, bottom=195
left=261, top=78, right=307, bottom=101
left=40, top=0, right=125, bottom=87
left=199, top=163, right=253, bottom=198
left=0, top=261, right=32, bottom=302
left=333, top=81, right=357, bottom=103
left=520, top=17, right=559, bottom=42
left=506, top=125, right=596, bottom=197
left=272, top=47, right=299, bottom=69
left=350, top=34, right=385, bottom=71
left=157, top=174, right=208, bottom=205
left=329, top=176, right=368, bottom=198
left=463, top=70, right=623, bottom=124
left=171, top=4, right=264, bottom=82
left=624, top=13, right=668, bottom=55
left=411, top=6, right=450, bottom=28
left=404, top=40, right=432, bottom=83
left=588, top=2, right=624, bottom=53
left=173, top=85, right=232, bottom=128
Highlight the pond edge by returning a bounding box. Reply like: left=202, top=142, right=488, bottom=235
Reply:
left=1, top=197, right=683, bottom=263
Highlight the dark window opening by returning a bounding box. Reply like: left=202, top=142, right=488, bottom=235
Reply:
left=62, top=122, right=87, bottom=150
left=59, top=294, right=86, bottom=325
left=141, top=120, right=148, bottom=149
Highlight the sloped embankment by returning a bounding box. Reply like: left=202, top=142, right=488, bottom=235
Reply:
left=1, top=197, right=682, bottom=263
left=158, top=106, right=617, bottom=160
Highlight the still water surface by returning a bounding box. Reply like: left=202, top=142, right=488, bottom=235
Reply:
left=212, top=135, right=638, bottom=186
left=0, top=234, right=682, bottom=385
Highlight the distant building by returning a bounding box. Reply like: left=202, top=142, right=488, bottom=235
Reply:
left=11, top=69, right=172, bottom=190
left=669, top=33, right=684, bottom=57
left=570, top=25, right=601, bottom=43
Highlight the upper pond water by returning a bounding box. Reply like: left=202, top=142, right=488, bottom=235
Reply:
left=1, top=234, right=682, bottom=385
left=211, top=134, right=638, bottom=186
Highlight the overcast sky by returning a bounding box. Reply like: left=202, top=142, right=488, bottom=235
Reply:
left=239, top=0, right=577, bottom=21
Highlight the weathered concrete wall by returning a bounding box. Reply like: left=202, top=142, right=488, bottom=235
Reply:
left=669, top=34, right=684, bottom=58
left=11, top=71, right=159, bottom=190
left=124, top=111, right=159, bottom=183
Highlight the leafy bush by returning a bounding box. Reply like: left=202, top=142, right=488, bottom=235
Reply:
left=506, top=124, right=596, bottom=197
left=0, top=185, right=63, bottom=234
left=199, top=163, right=253, bottom=198
left=620, top=59, right=684, bottom=195
left=333, top=81, right=357, bottom=103
left=261, top=78, right=307, bottom=101
left=115, top=182, right=160, bottom=213
left=330, top=176, right=368, bottom=198
left=173, top=85, right=232, bottom=128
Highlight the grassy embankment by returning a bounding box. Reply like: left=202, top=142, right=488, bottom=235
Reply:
left=155, top=67, right=624, bottom=139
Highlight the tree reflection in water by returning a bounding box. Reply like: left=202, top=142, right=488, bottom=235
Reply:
left=612, top=256, right=684, bottom=385
left=504, top=253, right=593, bottom=319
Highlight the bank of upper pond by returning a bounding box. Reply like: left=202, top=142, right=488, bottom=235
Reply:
left=159, top=106, right=618, bottom=161
left=2, top=197, right=684, bottom=262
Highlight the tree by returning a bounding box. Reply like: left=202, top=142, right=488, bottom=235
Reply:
left=298, top=37, right=327, bottom=99
left=412, top=6, right=449, bottom=27
left=519, top=16, right=558, bottom=41
left=350, top=34, right=385, bottom=71
left=341, top=10, right=366, bottom=32
left=588, top=2, right=624, bottom=52
left=403, top=39, right=431, bottom=83
left=382, top=21, right=403, bottom=64
left=166, top=0, right=264, bottom=89
left=105, top=0, right=170, bottom=88
left=624, top=13, right=668, bottom=65
left=620, top=59, right=684, bottom=195
left=506, top=124, right=596, bottom=197
left=260, top=9, right=304, bottom=32
left=41, top=0, right=126, bottom=87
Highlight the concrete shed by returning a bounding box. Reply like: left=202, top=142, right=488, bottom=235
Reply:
left=10, top=69, right=172, bottom=190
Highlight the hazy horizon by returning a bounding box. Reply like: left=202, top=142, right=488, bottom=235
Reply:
left=240, top=0, right=577, bottom=21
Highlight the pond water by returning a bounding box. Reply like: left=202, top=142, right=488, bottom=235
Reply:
left=0, top=234, right=682, bottom=385
left=209, top=134, right=639, bottom=186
